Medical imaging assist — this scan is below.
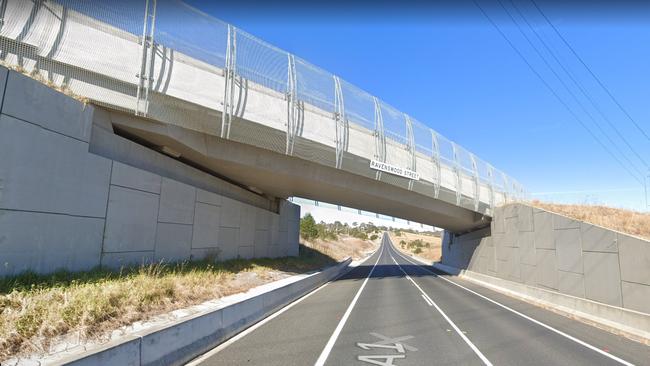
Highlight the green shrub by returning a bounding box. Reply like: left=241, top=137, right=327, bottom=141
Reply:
left=300, top=214, right=318, bottom=240
left=369, top=234, right=378, bottom=241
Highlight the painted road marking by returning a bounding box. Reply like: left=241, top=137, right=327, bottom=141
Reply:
left=421, top=293, right=433, bottom=306
left=314, top=241, right=385, bottom=366
left=388, top=250, right=493, bottom=366
left=357, top=355, right=406, bottom=365
left=356, top=332, right=416, bottom=366
left=391, top=243, right=637, bottom=366
left=366, top=332, right=418, bottom=352
left=186, top=245, right=381, bottom=365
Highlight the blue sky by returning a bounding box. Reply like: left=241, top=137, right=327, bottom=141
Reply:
left=186, top=1, right=650, bottom=211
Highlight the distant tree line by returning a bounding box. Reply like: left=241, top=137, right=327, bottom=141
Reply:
left=300, top=214, right=383, bottom=241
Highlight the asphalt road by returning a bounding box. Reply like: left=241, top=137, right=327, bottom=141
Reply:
left=189, top=234, right=650, bottom=366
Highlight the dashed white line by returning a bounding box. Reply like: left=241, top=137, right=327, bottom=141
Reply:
left=388, top=249, right=493, bottom=366
left=314, top=240, right=385, bottom=366
left=390, top=242, right=636, bottom=366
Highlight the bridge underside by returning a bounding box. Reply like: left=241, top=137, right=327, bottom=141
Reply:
left=98, top=108, right=490, bottom=233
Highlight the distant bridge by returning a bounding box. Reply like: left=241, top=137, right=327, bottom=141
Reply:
left=0, top=0, right=525, bottom=232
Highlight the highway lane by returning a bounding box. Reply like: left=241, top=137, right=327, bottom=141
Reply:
left=190, top=234, right=649, bottom=366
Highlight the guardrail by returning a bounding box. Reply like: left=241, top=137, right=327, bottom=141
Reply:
left=0, top=0, right=526, bottom=215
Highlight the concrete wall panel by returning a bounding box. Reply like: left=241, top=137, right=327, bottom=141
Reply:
left=553, top=215, right=580, bottom=230
left=583, top=252, right=622, bottom=307
left=159, top=178, right=196, bottom=225
left=521, top=263, right=536, bottom=286
left=536, top=248, right=558, bottom=290
left=219, top=227, right=239, bottom=260
left=558, top=270, right=585, bottom=298
left=621, top=281, right=650, bottom=314
left=154, top=223, right=192, bottom=262
left=519, top=231, right=536, bottom=266
left=102, top=251, right=154, bottom=269
left=0, top=210, right=103, bottom=276
left=533, top=211, right=554, bottom=249
left=238, top=245, right=254, bottom=259
left=618, top=234, right=650, bottom=285
left=2, top=72, right=93, bottom=141
left=0, top=115, right=111, bottom=217
left=196, top=188, right=222, bottom=207
left=239, top=205, right=256, bottom=246
left=555, top=228, right=583, bottom=274
left=111, top=161, right=161, bottom=194
left=220, top=197, right=241, bottom=228
left=104, top=186, right=159, bottom=253
left=192, top=202, right=221, bottom=249
left=580, top=223, right=618, bottom=253
left=517, top=205, right=534, bottom=232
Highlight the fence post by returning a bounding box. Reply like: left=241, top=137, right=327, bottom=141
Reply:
left=487, top=164, right=495, bottom=212
left=286, top=54, right=297, bottom=155
left=452, top=142, right=462, bottom=206
left=221, top=25, right=237, bottom=139
left=135, top=0, right=157, bottom=116
left=470, top=153, right=480, bottom=211
left=333, top=76, right=347, bottom=169
left=373, top=97, right=386, bottom=180
left=431, top=130, right=441, bottom=199
left=404, top=114, right=416, bottom=190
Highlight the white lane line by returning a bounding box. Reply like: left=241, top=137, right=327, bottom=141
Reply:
left=187, top=247, right=381, bottom=365
left=420, top=294, right=433, bottom=307
left=314, top=239, right=386, bottom=366
left=391, top=244, right=636, bottom=366
left=388, top=250, right=493, bottom=366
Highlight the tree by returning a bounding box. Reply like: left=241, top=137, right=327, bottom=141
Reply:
left=300, top=214, right=318, bottom=240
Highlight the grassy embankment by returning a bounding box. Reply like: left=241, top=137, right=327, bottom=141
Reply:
left=530, top=200, right=650, bottom=241
left=0, top=244, right=340, bottom=360
left=389, top=231, right=442, bottom=262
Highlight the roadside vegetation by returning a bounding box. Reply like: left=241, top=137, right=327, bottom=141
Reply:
left=299, top=214, right=381, bottom=260
left=0, top=246, right=335, bottom=361
left=530, top=200, right=650, bottom=241
left=389, top=230, right=442, bottom=262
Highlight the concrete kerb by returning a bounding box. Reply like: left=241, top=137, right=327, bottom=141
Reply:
left=424, top=260, right=650, bottom=346
left=44, top=258, right=353, bottom=366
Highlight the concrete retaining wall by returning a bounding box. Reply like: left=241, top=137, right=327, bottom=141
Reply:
left=0, top=65, right=299, bottom=276
left=442, top=202, right=650, bottom=317
left=47, top=258, right=352, bottom=366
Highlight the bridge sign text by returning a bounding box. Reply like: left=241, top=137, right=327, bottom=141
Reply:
left=370, top=160, right=420, bottom=181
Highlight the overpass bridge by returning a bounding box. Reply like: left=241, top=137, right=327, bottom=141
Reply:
left=0, top=0, right=524, bottom=233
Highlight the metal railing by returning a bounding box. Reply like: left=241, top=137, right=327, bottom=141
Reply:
left=0, top=0, right=526, bottom=215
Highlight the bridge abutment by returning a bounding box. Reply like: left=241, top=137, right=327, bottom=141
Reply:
left=0, top=66, right=299, bottom=277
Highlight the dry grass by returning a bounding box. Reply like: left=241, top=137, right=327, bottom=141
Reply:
left=530, top=200, right=650, bottom=241
left=389, top=231, right=442, bottom=262
left=302, top=234, right=380, bottom=261
left=0, top=246, right=336, bottom=361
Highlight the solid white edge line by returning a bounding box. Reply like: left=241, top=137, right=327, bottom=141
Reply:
left=186, top=247, right=381, bottom=365
left=387, top=249, right=493, bottom=366
left=391, top=243, right=636, bottom=366
left=421, top=293, right=433, bottom=307
left=313, top=238, right=386, bottom=366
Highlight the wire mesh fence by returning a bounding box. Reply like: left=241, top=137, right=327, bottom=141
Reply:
left=0, top=0, right=526, bottom=215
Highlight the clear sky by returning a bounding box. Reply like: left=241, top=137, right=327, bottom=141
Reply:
left=186, top=0, right=650, bottom=212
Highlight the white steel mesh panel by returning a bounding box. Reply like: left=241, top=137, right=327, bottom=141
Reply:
left=0, top=0, right=144, bottom=111
left=154, top=0, right=228, bottom=69
left=380, top=102, right=408, bottom=167
left=236, top=30, right=288, bottom=95
left=295, top=58, right=334, bottom=114
left=340, top=79, right=374, bottom=131
left=437, top=135, right=455, bottom=167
